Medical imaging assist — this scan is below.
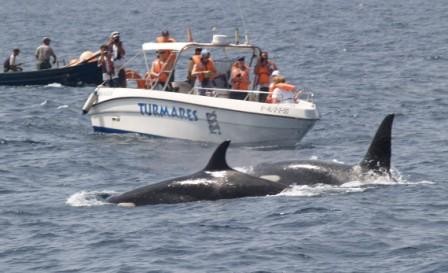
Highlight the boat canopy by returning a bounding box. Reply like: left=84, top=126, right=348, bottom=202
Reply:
left=142, top=42, right=261, bottom=53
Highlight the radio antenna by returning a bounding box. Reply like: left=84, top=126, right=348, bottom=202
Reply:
left=236, top=0, right=250, bottom=44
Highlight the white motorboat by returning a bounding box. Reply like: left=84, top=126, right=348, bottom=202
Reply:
left=82, top=35, right=320, bottom=146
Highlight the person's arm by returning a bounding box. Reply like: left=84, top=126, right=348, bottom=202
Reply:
left=49, top=48, right=57, bottom=64
left=35, top=47, right=40, bottom=60
left=150, top=61, right=159, bottom=78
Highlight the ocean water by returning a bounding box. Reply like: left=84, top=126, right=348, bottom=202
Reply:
left=1, top=0, right=448, bottom=272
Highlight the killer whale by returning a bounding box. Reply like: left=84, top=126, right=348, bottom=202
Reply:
left=107, top=141, right=286, bottom=206
left=252, top=114, right=395, bottom=186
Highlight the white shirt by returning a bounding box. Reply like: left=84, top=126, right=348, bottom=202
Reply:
left=9, top=54, right=17, bottom=66
left=272, top=87, right=296, bottom=103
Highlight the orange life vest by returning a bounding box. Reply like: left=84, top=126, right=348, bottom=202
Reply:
left=125, top=69, right=146, bottom=88
left=194, top=60, right=216, bottom=82
left=150, top=59, right=169, bottom=83
left=231, top=64, right=250, bottom=90
left=255, top=62, right=274, bottom=85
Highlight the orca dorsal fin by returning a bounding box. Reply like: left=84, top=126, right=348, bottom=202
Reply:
left=203, top=140, right=232, bottom=171
left=359, top=114, right=394, bottom=173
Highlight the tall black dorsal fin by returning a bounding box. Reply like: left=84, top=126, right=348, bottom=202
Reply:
left=203, top=140, right=232, bottom=171
left=359, top=114, right=394, bottom=173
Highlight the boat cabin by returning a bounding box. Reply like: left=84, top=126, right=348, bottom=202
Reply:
left=126, top=35, right=265, bottom=100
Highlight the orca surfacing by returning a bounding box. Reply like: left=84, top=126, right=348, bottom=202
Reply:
left=107, top=141, right=286, bottom=206
left=252, top=114, right=395, bottom=186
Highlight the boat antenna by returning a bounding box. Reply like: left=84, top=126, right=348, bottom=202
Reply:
left=236, top=0, right=250, bottom=44
left=235, top=28, right=240, bottom=45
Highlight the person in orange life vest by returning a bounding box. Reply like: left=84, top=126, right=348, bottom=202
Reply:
left=192, top=50, right=217, bottom=95
left=149, top=50, right=175, bottom=90
left=271, top=75, right=300, bottom=104
left=187, top=47, right=202, bottom=85
left=265, top=70, right=281, bottom=103
left=230, top=56, right=251, bottom=100
left=107, top=31, right=126, bottom=87
left=98, top=44, right=115, bottom=87
left=254, top=51, right=277, bottom=102
left=155, top=30, right=177, bottom=85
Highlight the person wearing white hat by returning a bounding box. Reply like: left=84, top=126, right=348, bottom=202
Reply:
left=35, top=37, right=57, bottom=70
left=107, top=31, right=126, bottom=86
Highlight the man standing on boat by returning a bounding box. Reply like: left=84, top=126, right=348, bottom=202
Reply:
left=3, top=48, right=23, bottom=72
left=254, top=51, right=277, bottom=102
left=230, top=56, right=251, bottom=100
left=35, top=37, right=57, bottom=70
left=156, top=30, right=176, bottom=43
left=107, top=31, right=126, bottom=87
left=98, top=44, right=115, bottom=87
left=187, top=47, right=202, bottom=85
left=192, top=50, right=217, bottom=95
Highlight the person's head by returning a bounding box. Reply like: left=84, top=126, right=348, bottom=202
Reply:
left=274, top=75, right=286, bottom=84
left=194, top=47, right=202, bottom=55
left=201, top=49, right=210, bottom=61
left=271, top=70, right=280, bottom=78
left=162, top=30, right=170, bottom=37
left=260, top=51, right=269, bottom=60
left=100, top=44, right=109, bottom=54
left=110, top=31, right=120, bottom=41
left=43, top=37, right=51, bottom=45
left=13, top=48, right=20, bottom=55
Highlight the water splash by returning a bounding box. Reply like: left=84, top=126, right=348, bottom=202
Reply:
left=66, top=191, right=116, bottom=207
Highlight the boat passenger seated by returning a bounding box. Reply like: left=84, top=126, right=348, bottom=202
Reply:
left=148, top=51, right=175, bottom=90
left=229, top=56, right=250, bottom=100
left=186, top=47, right=202, bottom=85
left=191, top=50, right=217, bottom=95
left=271, top=76, right=301, bottom=104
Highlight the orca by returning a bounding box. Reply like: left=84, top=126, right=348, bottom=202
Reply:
left=107, top=141, right=286, bottom=206
left=252, top=114, right=395, bottom=186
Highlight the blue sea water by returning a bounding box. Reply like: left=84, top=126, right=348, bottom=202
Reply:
left=1, top=0, right=448, bottom=272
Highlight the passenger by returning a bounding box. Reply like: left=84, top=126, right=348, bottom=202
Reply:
left=156, top=30, right=176, bottom=43
left=265, top=70, right=280, bottom=103
left=107, top=31, right=126, bottom=87
left=192, top=50, right=217, bottom=95
left=35, top=37, right=57, bottom=70
left=254, top=51, right=278, bottom=102
left=271, top=76, right=300, bottom=104
left=230, top=56, right=251, bottom=100
left=148, top=50, right=175, bottom=90
left=3, top=48, right=22, bottom=72
left=97, top=44, right=115, bottom=87
left=186, top=47, right=202, bottom=85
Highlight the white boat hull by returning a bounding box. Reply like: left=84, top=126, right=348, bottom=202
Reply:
left=88, top=87, right=319, bottom=145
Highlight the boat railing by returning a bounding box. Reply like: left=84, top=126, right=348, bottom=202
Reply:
left=190, top=87, right=315, bottom=103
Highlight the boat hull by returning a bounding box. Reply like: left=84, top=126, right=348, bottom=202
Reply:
left=88, top=88, right=319, bottom=146
left=0, top=62, right=102, bottom=86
